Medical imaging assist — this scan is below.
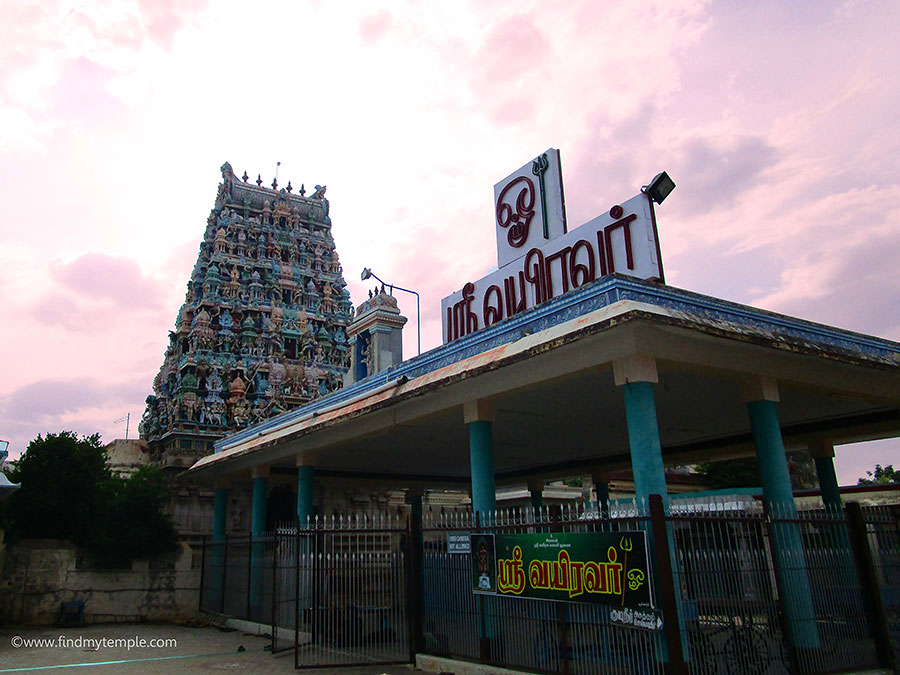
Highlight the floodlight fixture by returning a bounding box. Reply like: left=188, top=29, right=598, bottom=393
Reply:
left=643, top=171, right=676, bottom=205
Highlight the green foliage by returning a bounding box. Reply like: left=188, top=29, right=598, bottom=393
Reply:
left=3, top=431, right=177, bottom=565
left=695, top=457, right=761, bottom=489
left=857, top=464, right=900, bottom=485
left=4, top=432, right=110, bottom=544
left=695, top=451, right=817, bottom=490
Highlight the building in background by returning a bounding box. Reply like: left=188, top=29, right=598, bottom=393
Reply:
left=133, top=163, right=355, bottom=536
left=140, top=163, right=354, bottom=469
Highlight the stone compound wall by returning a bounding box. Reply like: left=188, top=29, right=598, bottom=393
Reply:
left=0, top=539, right=200, bottom=626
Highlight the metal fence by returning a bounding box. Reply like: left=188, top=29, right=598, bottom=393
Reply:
left=858, top=504, right=900, bottom=668
left=421, top=504, right=667, bottom=674
left=200, top=515, right=410, bottom=669
left=419, top=499, right=897, bottom=675
left=290, top=514, right=410, bottom=669
left=199, top=533, right=274, bottom=626
left=200, top=499, right=899, bottom=674
left=670, top=501, right=880, bottom=674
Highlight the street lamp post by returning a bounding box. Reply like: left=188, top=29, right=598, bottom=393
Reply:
left=361, top=268, right=421, bottom=356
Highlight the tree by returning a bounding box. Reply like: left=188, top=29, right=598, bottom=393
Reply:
left=3, top=432, right=110, bottom=544
left=695, top=451, right=817, bottom=490
left=857, top=464, right=900, bottom=485
left=3, top=431, right=177, bottom=565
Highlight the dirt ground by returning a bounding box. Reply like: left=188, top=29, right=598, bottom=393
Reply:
left=0, top=623, right=426, bottom=674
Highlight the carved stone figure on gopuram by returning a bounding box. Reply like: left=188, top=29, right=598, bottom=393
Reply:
left=139, top=162, right=354, bottom=468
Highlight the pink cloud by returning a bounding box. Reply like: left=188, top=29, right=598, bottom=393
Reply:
left=0, top=377, right=149, bottom=460
left=1, top=378, right=145, bottom=420
left=51, top=252, right=165, bottom=311
left=136, top=0, right=208, bottom=49
left=29, top=293, right=104, bottom=332
left=359, top=11, right=393, bottom=45
left=49, top=58, right=126, bottom=126
left=469, top=13, right=550, bottom=124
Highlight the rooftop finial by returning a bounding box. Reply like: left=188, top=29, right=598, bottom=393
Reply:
left=299, top=183, right=306, bottom=197
left=241, top=171, right=249, bottom=183
left=256, top=174, right=263, bottom=186
left=272, top=177, right=278, bottom=190
left=286, top=181, right=293, bottom=193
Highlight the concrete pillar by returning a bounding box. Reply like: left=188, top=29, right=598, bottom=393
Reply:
left=295, top=456, right=316, bottom=615
left=464, top=399, right=497, bottom=650
left=464, top=399, right=496, bottom=524
left=251, top=473, right=268, bottom=535
left=406, top=487, right=425, bottom=652
left=615, top=355, right=686, bottom=661
left=297, top=467, right=314, bottom=526
left=614, top=355, right=669, bottom=507
left=592, top=471, right=610, bottom=517
left=296, top=454, right=316, bottom=527
left=809, top=440, right=842, bottom=514
left=527, top=478, right=544, bottom=514
left=745, top=378, right=819, bottom=649
left=249, top=467, right=268, bottom=618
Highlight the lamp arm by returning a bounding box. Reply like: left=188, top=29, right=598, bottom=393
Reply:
left=363, top=272, right=422, bottom=355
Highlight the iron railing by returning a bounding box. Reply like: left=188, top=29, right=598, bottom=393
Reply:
left=199, top=498, right=899, bottom=674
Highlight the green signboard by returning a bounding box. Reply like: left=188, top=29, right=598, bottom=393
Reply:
left=472, top=530, right=653, bottom=608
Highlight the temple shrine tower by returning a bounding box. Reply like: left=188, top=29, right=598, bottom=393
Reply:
left=140, top=162, right=354, bottom=469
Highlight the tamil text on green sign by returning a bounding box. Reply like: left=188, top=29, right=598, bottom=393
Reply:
left=473, top=530, right=652, bottom=608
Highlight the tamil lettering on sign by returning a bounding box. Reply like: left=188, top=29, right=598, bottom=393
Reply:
left=494, top=148, right=567, bottom=269
left=470, top=530, right=653, bottom=607
left=442, top=150, right=663, bottom=344
left=609, top=606, right=663, bottom=631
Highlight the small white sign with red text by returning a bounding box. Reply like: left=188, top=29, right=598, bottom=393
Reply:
left=494, top=148, right=567, bottom=269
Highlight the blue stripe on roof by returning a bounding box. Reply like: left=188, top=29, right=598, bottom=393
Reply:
left=216, top=275, right=900, bottom=452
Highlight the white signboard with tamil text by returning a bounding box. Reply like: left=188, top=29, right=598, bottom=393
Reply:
left=442, top=191, right=662, bottom=344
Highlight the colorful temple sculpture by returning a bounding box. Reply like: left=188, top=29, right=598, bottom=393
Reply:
left=140, top=163, right=354, bottom=470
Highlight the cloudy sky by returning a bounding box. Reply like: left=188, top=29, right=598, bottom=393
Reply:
left=1, top=0, right=898, bottom=483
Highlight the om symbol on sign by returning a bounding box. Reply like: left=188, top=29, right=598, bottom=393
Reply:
left=496, top=176, right=536, bottom=248
left=627, top=569, right=645, bottom=591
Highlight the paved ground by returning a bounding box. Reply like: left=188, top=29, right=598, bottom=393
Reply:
left=0, top=623, right=427, bottom=674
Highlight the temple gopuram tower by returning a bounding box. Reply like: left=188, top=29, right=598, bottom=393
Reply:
left=140, top=162, right=353, bottom=470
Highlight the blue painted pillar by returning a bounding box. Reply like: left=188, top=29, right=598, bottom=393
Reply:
left=814, top=456, right=842, bottom=513
left=809, top=441, right=843, bottom=515
left=249, top=473, right=268, bottom=618
left=747, top=398, right=820, bottom=649
left=251, top=476, right=268, bottom=536
left=466, top=400, right=497, bottom=525
left=617, top=357, right=688, bottom=662
left=623, top=381, right=669, bottom=507
left=465, top=399, right=497, bottom=651
left=469, top=421, right=496, bottom=522
left=297, top=465, right=315, bottom=527
left=295, top=461, right=315, bottom=615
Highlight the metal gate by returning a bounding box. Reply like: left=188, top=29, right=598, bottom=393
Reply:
left=202, top=501, right=899, bottom=673
left=290, top=514, right=411, bottom=669
left=272, top=527, right=297, bottom=653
